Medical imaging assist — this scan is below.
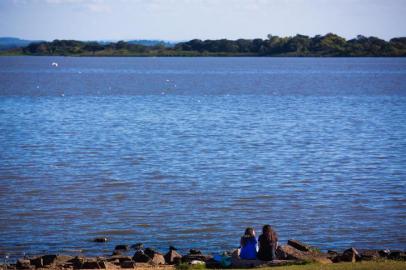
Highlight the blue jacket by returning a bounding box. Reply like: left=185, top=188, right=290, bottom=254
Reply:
left=240, top=237, right=257, bottom=260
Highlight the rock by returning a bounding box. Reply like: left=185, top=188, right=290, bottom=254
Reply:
left=182, top=254, right=213, bottom=263
left=276, top=245, right=288, bottom=260
left=16, top=259, right=31, bottom=269
left=164, top=249, right=182, bottom=264
left=133, top=251, right=151, bottom=263
left=107, top=255, right=132, bottom=263
left=29, top=257, right=43, bottom=268
left=189, top=249, right=202, bottom=255
left=280, top=245, right=332, bottom=264
left=131, top=243, right=144, bottom=250
left=112, top=250, right=123, bottom=256
left=388, top=250, right=406, bottom=260
left=379, top=249, right=391, bottom=258
left=326, top=250, right=340, bottom=262
left=169, top=246, right=178, bottom=251
left=115, top=245, right=129, bottom=251
left=287, top=239, right=313, bottom=252
left=81, top=260, right=102, bottom=269
left=150, top=253, right=166, bottom=265
left=341, top=247, right=361, bottom=262
left=144, top=248, right=156, bottom=258
left=94, top=237, right=108, bottom=243
left=359, top=250, right=381, bottom=261
left=120, top=260, right=136, bottom=268
left=68, top=256, right=85, bottom=268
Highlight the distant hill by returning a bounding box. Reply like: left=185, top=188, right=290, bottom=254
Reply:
left=0, top=37, right=177, bottom=51
left=126, top=40, right=177, bottom=47
left=0, top=37, right=43, bottom=50
left=1, top=34, right=405, bottom=57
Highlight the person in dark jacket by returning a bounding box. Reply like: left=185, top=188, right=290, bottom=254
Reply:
left=257, top=224, right=278, bottom=261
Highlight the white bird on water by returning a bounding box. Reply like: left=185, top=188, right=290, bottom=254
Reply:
left=51, top=62, right=59, bottom=67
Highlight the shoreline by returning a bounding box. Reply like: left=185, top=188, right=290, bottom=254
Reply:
left=2, top=239, right=405, bottom=270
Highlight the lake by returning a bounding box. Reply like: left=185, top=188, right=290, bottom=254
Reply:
left=0, top=57, right=405, bottom=259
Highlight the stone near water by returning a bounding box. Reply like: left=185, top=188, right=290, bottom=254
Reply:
left=68, top=256, right=85, bottom=269
left=131, top=243, right=144, bottom=250
left=276, top=245, right=288, bottom=260
left=287, top=239, right=313, bottom=252
left=108, top=255, right=132, bottom=263
left=388, top=250, right=406, bottom=260
left=359, top=249, right=381, bottom=261
left=280, top=245, right=332, bottom=264
left=120, top=260, right=137, bottom=268
left=29, top=257, right=43, bottom=268
left=115, top=244, right=129, bottom=251
left=150, top=253, right=166, bottom=265
left=82, top=260, right=102, bottom=269
left=93, top=237, right=108, bottom=243
left=169, top=246, right=178, bottom=251
left=379, top=249, right=391, bottom=258
left=182, top=253, right=213, bottom=263
left=133, top=251, right=152, bottom=263
left=340, top=247, right=361, bottom=262
left=164, top=249, right=182, bottom=264
left=144, top=247, right=157, bottom=258
left=16, top=259, right=31, bottom=269
left=189, top=249, right=202, bottom=255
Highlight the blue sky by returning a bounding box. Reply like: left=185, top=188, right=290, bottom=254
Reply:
left=1, top=0, right=405, bottom=41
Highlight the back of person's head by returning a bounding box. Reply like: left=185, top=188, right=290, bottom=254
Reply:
left=262, top=224, right=277, bottom=242
left=244, top=227, right=255, bottom=237
left=241, top=227, right=256, bottom=246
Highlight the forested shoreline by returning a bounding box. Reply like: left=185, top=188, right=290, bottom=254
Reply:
left=1, top=33, right=406, bottom=56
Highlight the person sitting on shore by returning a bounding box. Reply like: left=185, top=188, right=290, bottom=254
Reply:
left=257, top=224, right=278, bottom=261
left=239, top=227, right=257, bottom=260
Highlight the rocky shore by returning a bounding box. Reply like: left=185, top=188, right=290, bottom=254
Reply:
left=2, top=240, right=405, bottom=270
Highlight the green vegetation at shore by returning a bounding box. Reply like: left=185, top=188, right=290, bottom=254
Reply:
left=179, top=261, right=406, bottom=270
left=1, top=33, right=406, bottom=57
left=248, top=261, right=406, bottom=270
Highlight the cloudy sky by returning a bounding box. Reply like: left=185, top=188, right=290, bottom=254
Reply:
left=0, top=0, right=405, bottom=41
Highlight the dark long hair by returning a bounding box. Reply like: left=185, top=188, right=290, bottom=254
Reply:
left=262, top=224, right=278, bottom=243
left=241, top=227, right=255, bottom=246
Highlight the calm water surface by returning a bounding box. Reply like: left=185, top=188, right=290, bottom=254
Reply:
left=0, top=57, right=405, bottom=259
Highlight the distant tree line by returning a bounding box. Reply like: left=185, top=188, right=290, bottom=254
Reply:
left=9, top=33, right=406, bottom=56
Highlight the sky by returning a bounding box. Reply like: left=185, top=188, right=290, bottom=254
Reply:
left=0, top=0, right=405, bottom=41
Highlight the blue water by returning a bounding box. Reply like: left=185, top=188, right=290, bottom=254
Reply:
left=0, top=57, right=405, bottom=259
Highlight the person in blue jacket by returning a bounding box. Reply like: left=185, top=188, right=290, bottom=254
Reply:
left=239, top=227, right=257, bottom=260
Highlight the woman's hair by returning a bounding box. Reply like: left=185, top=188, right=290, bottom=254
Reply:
left=241, top=227, right=255, bottom=246
left=262, top=224, right=278, bottom=243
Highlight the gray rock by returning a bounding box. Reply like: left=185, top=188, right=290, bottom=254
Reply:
left=133, top=251, right=151, bottom=263
left=93, top=237, right=108, bottom=243
left=120, top=260, right=136, bottom=268
left=115, top=245, right=129, bottom=251
left=164, top=249, right=182, bottom=264
left=287, top=239, right=313, bottom=252
left=279, top=245, right=332, bottom=264
left=341, top=247, right=361, bottom=262
left=16, top=259, right=31, bottom=269
left=150, top=253, right=166, bottom=265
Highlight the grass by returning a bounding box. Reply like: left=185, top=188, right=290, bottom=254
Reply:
left=177, top=261, right=406, bottom=270
left=233, top=261, right=406, bottom=270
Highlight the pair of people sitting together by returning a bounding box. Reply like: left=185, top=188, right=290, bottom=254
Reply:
left=239, top=225, right=278, bottom=261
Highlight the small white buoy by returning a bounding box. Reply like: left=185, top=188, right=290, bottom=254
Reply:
left=51, top=62, right=59, bottom=67
left=165, top=79, right=170, bottom=82
left=61, top=93, right=65, bottom=97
